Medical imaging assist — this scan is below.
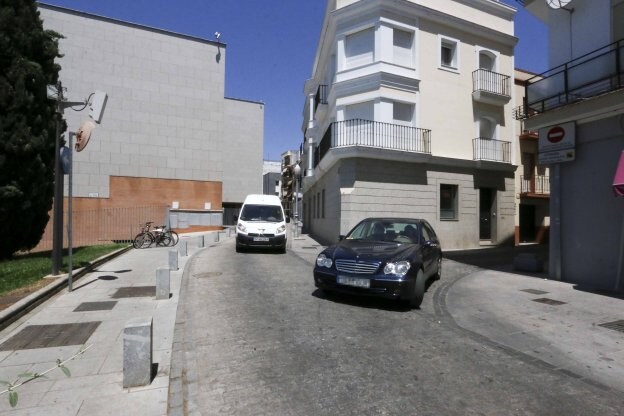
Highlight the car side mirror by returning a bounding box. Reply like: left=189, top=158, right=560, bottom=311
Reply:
left=339, top=235, right=346, bottom=241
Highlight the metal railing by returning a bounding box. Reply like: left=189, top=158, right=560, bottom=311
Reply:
left=314, top=85, right=328, bottom=113
left=472, top=69, right=511, bottom=97
left=520, top=175, right=550, bottom=195
left=515, top=39, right=624, bottom=119
left=31, top=205, right=168, bottom=252
left=315, top=119, right=432, bottom=167
left=473, top=137, right=511, bottom=163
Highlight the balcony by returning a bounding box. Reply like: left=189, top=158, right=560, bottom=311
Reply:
left=519, top=130, right=538, bottom=142
left=315, top=119, right=431, bottom=167
left=520, top=175, right=550, bottom=197
left=473, top=137, right=511, bottom=163
left=472, top=69, right=511, bottom=106
left=514, top=39, right=624, bottom=120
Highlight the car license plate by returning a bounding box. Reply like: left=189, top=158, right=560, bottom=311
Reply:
left=337, top=276, right=370, bottom=288
left=253, top=237, right=269, bottom=242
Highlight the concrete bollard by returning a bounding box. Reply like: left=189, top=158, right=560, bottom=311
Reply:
left=168, top=250, right=178, bottom=271
left=198, top=235, right=205, bottom=248
left=123, top=317, right=153, bottom=388
left=179, top=239, right=188, bottom=257
left=156, top=267, right=170, bottom=300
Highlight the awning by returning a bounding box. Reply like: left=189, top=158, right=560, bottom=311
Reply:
left=614, top=151, right=624, bottom=197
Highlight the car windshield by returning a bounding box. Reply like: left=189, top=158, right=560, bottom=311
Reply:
left=239, top=204, right=284, bottom=222
left=346, top=220, right=421, bottom=244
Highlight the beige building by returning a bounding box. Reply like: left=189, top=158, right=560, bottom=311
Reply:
left=514, top=69, right=550, bottom=245
left=301, top=0, right=518, bottom=249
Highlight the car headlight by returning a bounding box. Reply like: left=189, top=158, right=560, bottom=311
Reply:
left=384, top=261, right=411, bottom=277
left=316, top=253, right=333, bottom=268
left=276, top=224, right=286, bottom=234
left=237, top=223, right=247, bottom=233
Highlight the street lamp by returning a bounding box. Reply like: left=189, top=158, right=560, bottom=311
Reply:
left=293, top=163, right=302, bottom=237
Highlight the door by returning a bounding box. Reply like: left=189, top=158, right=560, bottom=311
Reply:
left=519, top=204, right=536, bottom=243
left=479, top=188, right=494, bottom=240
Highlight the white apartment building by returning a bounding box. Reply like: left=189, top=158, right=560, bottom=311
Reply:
left=38, top=4, right=264, bottom=238
left=517, top=0, right=624, bottom=292
left=301, top=0, right=518, bottom=249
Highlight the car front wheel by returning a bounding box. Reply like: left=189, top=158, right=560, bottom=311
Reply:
left=409, top=269, right=425, bottom=309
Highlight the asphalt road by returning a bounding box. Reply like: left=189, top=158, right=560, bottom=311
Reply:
left=172, top=240, right=623, bottom=416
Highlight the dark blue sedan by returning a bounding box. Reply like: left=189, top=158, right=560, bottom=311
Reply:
left=313, top=218, right=442, bottom=308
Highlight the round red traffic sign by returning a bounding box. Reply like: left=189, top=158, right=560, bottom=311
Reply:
left=547, top=126, right=565, bottom=143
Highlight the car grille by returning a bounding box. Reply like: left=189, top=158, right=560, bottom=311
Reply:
left=335, top=259, right=381, bottom=274
left=248, top=233, right=275, bottom=237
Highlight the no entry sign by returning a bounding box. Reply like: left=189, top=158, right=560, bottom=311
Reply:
left=539, top=122, right=575, bottom=153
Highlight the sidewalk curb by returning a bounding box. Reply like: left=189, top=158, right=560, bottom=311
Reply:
left=0, top=245, right=132, bottom=332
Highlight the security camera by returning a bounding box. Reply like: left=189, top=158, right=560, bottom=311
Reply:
left=215, top=32, right=221, bottom=40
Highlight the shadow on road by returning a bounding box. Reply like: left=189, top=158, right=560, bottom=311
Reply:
left=443, top=244, right=549, bottom=279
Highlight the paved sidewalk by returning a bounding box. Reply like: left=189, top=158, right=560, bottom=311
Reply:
left=0, top=231, right=229, bottom=415
left=444, top=268, right=624, bottom=392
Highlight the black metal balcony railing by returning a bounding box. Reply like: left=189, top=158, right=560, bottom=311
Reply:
left=520, top=175, right=550, bottom=195
left=514, top=39, right=624, bottom=120
left=314, top=85, right=328, bottom=113
left=314, top=119, right=432, bottom=167
left=472, top=137, right=511, bottom=163
left=472, top=69, right=511, bottom=97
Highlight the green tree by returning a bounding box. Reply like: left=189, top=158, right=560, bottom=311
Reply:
left=0, top=0, right=64, bottom=259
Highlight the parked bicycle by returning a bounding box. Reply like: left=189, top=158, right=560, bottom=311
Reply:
left=132, top=222, right=179, bottom=249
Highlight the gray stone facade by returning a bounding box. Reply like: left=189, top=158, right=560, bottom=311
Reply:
left=305, top=157, right=515, bottom=250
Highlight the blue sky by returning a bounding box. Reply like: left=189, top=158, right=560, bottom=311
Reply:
left=40, top=0, right=548, bottom=161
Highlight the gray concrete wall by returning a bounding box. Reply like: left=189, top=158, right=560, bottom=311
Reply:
left=305, top=158, right=515, bottom=250
left=223, top=98, right=264, bottom=203
left=39, top=5, right=262, bottom=205
left=560, top=117, right=624, bottom=290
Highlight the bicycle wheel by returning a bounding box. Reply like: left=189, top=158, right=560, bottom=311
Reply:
left=167, top=230, right=179, bottom=246
left=157, top=233, right=172, bottom=247
left=133, top=232, right=153, bottom=249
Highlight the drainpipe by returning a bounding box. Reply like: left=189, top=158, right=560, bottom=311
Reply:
left=306, top=92, right=316, bottom=177
left=550, top=164, right=562, bottom=281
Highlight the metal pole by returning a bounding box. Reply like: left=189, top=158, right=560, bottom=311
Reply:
left=549, top=164, right=562, bottom=281
left=51, top=81, right=64, bottom=275
left=294, top=174, right=299, bottom=237
left=68, top=132, right=73, bottom=292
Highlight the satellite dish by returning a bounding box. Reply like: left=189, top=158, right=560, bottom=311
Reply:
left=546, top=0, right=572, bottom=9
left=75, top=119, right=96, bottom=152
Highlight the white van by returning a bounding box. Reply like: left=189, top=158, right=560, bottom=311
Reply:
left=236, top=194, right=289, bottom=253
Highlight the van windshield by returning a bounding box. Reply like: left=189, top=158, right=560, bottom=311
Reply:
left=239, top=204, right=284, bottom=222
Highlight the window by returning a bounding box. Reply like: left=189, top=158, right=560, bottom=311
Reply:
left=393, top=102, right=414, bottom=125
left=345, top=28, right=374, bottom=68
left=322, top=189, right=325, bottom=218
left=316, top=192, right=321, bottom=219
left=393, top=28, right=413, bottom=67
left=439, top=36, right=459, bottom=71
left=440, top=184, right=458, bottom=220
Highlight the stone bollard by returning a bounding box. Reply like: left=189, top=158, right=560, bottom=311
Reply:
left=168, top=250, right=178, bottom=271
left=198, top=235, right=205, bottom=248
left=156, top=267, right=170, bottom=300
left=123, top=317, right=153, bottom=388
left=179, top=239, right=188, bottom=257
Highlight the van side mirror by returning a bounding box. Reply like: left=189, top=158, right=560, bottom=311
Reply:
left=286, top=217, right=291, bottom=223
